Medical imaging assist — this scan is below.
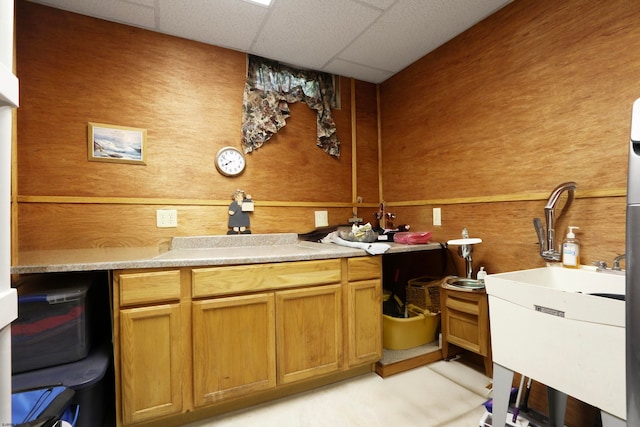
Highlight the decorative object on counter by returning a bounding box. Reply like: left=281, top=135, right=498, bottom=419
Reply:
left=372, top=201, right=411, bottom=241
left=385, top=211, right=396, bottom=230
left=215, top=146, right=246, bottom=177
left=372, top=202, right=384, bottom=229
left=447, top=228, right=482, bottom=279
left=241, top=55, right=340, bottom=157
left=321, top=228, right=390, bottom=255
left=533, top=181, right=577, bottom=262
left=338, top=223, right=378, bottom=243
left=227, top=189, right=252, bottom=234
left=87, top=122, right=147, bottom=165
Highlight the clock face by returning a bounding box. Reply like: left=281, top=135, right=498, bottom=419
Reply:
left=215, top=146, right=246, bottom=177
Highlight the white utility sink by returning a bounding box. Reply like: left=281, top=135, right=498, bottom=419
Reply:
left=486, top=266, right=625, bottom=421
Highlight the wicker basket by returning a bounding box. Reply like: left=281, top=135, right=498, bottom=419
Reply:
left=406, top=276, right=442, bottom=313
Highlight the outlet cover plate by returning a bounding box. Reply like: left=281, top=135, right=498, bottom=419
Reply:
left=157, top=209, right=178, bottom=228
left=315, top=210, right=328, bottom=227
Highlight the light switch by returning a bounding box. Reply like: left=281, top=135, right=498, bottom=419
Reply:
left=433, top=208, right=441, bottom=226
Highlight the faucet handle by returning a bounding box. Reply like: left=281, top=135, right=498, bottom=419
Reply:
left=592, top=261, right=608, bottom=269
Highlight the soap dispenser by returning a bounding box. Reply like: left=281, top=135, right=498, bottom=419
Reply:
left=477, top=266, right=487, bottom=284
left=562, top=226, right=580, bottom=268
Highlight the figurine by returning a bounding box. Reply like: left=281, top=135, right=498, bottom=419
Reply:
left=228, top=189, right=251, bottom=234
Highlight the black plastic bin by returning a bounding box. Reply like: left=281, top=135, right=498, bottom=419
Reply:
left=11, top=274, right=97, bottom=374
left=13, top=343, right=112, bottom=427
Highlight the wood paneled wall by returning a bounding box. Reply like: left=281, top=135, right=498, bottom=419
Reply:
left=14, top=1, right=379, bottom=252
left=381, top=0, right=637, bottom=273
left=380, top=0, right=637, bottom=424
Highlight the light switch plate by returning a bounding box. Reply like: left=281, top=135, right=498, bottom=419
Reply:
left=315, top=210, right=328, bottom=227
left=157, top=209, right=178, bottom=228
left=433, top=208, right=442, bottom=226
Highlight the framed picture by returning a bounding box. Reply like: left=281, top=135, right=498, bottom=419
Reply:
left=88, top=122, right=147, bottom=165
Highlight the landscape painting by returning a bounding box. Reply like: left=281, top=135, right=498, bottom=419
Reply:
left=88, top=122, right=147, bottom=165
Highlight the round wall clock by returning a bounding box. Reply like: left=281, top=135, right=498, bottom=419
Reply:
left=215, top=146, right=246, bottom=177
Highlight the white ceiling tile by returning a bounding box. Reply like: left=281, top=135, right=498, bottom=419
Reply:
left=323, top=58, right=394, bottom=83
left=338, top=0, right=510, bottom=73
left=158, top=0, right=269, bottom=51
left=250, top=0, right=382, bottom=70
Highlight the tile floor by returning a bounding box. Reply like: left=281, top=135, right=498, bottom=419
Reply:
left=184, top=355, right=492, bottom=427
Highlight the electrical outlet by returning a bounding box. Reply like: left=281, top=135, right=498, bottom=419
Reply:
left=157, top=209, right=178, bottom=228
left=315, top=210, right=328, bottom=227
left=433, top=207, right=442, bottom=226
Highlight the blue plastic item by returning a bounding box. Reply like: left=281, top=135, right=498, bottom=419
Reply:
left=12, top=385, right=78, bottom=427
left=13, top=343, right=111, bottom=427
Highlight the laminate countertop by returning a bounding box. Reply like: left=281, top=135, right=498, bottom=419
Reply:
left=11, top=233, right=444, bottom=274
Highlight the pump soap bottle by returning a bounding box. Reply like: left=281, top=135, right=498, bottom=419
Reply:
left=562, top=226, right=580, bottom=268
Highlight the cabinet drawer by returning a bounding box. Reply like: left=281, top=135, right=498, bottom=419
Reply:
left=192, top=259, right=341, bottom=298
left=347, top=257, right=381, bottom=281
left=118, top=270, right=181, bottom=306
left=445, top=295, right=480, bottom=315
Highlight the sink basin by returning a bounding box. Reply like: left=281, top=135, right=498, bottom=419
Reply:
left=443, top=277, right=485, bottom=290
left=485, top=266, right=625, bottom=419
left=486, top=266, right=624, bottom=327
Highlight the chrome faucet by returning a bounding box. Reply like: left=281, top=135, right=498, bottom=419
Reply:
left=534, top=182, right=577, bottom=261
left=459, top=228, right=474, bottom=278
left=613, top=253, right=626, bottom=271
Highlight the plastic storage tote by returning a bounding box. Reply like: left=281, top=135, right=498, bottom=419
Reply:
left=12, top=277, right=93, bottom=373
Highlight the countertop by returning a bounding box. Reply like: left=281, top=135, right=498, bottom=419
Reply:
left=11, top=233, right=444, bottom=274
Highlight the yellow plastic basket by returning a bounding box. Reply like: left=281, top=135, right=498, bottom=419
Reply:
left=383, top=304, right=440, bottom=350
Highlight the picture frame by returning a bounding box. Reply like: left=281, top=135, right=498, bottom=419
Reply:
left=88, top=122, right=147, bottom=165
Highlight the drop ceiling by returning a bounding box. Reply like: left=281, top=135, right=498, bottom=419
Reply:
left=26, top=0, right=512, bottom=84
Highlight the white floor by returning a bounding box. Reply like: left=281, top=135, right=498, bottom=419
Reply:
left=184, top=356, right=492, bottom=427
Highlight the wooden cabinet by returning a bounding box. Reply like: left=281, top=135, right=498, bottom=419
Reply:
left=192, top=293, right=276, bottom=406
left=276, top=284, right=343, bottom=384
left=113, top=257, right=382, bottom=426
left=440, top=286, right=492, bottom=376
left=114, top=269, right=187, bottom=425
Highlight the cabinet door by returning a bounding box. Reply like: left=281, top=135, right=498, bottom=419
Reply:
left=276, top=284, right=342, bottom=384
left=347, top=279, right=382, bottom=366
left=192, top=293, right=276, bottom=407
left=120, top=304, right=184, bottom=424
left=442, top=289, right=490, bottom=355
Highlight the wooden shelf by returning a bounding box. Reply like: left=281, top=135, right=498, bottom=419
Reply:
left=374, top=341, right=442, bottom=378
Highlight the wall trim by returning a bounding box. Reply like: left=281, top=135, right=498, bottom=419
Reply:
left=387, top=188, right=626, bottom=207
left=17, top=187, right=625, bottom=208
